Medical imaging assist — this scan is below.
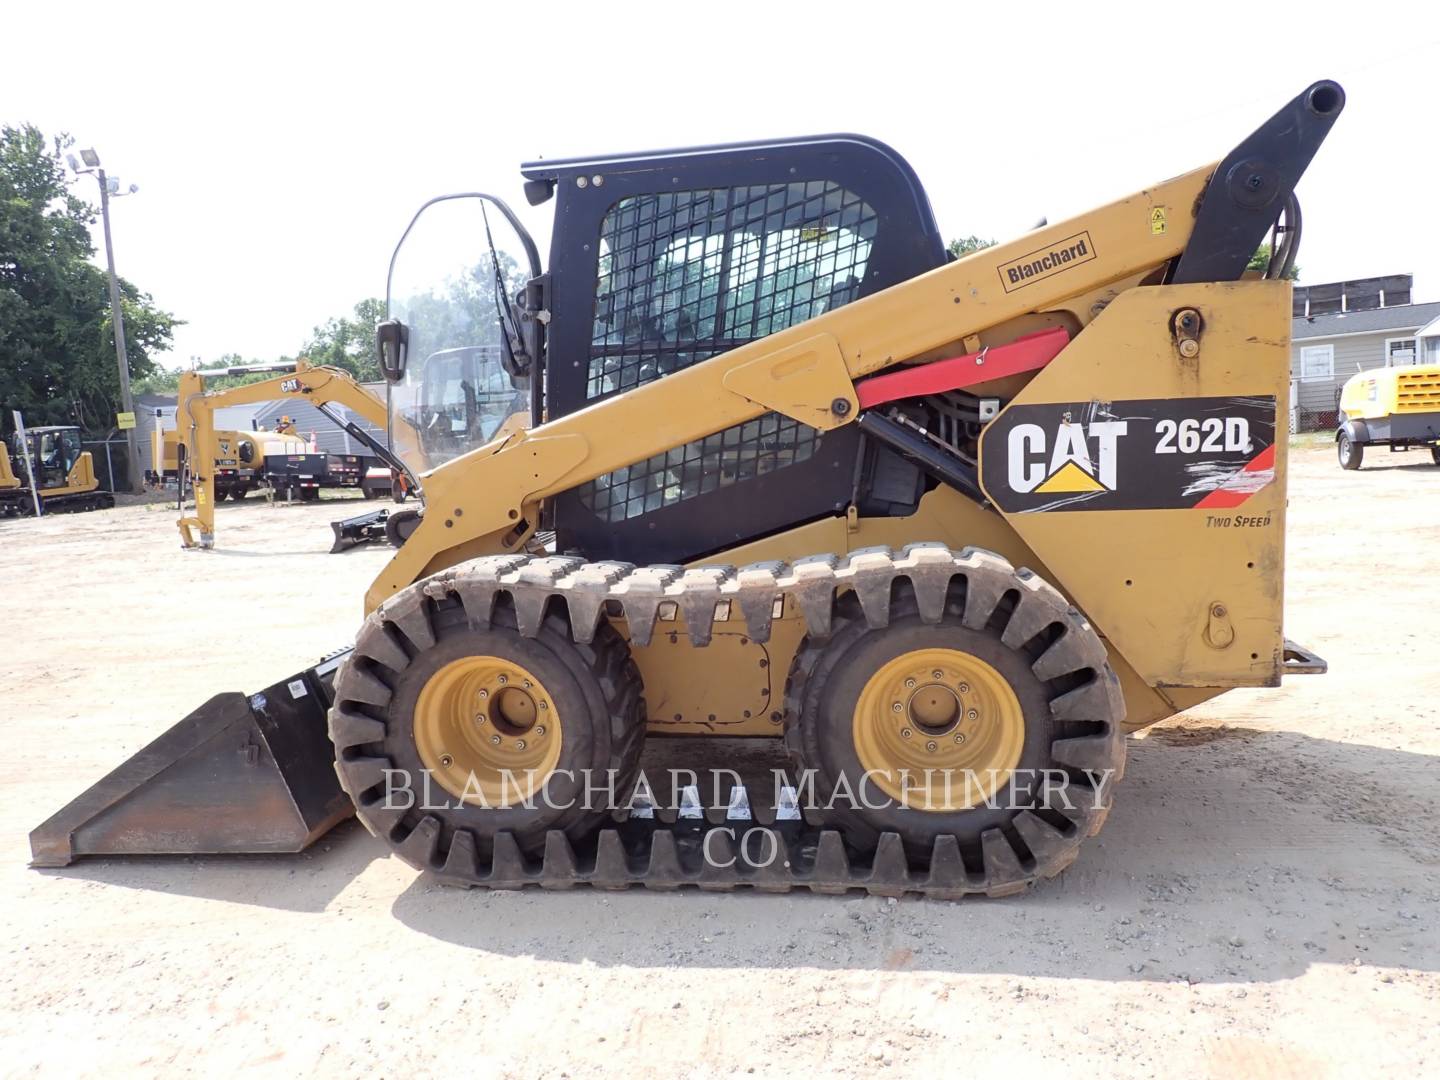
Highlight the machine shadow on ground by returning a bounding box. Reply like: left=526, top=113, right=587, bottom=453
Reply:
left=32, top=819, right=382, bottom=914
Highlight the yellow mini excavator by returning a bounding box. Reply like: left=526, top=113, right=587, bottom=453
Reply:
left=32, top=82, right=1341, bottom=898
left=1, top=424, right=114, bottom=517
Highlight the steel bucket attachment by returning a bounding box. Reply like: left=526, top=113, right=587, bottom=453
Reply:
left=330, top=508, right=390, bottom=553
left=30, top=653, right=355, bottom=867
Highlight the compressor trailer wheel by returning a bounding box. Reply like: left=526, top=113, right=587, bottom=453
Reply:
left=329, top=545, right=1125, bottom=896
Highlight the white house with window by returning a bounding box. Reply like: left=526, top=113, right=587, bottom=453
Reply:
left=1290, top=288, right=1440, bottom=430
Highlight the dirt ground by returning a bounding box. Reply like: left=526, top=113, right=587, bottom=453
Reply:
left=2, top=445, right=1437, bottom=1077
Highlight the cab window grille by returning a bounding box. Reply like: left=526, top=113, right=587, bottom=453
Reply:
left=579, top=412, right=821, bottom=524
left=588, top=182, right=876, bottom=398
left=578, top=181, right=875, bottom=522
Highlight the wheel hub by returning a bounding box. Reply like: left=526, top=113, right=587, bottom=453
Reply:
left=852, top=647, right=1026, bottom=811
left=414, top=657, right=561, bottom=807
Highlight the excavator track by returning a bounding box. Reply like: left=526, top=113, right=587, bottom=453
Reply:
left=330, top=543, right=1126, bottom=898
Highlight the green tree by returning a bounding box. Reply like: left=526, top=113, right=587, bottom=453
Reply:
left=302, top=298, right=385, bottom=380
left=948, top=235, right=996, bottom=259
left=1248, top=243, right=1300, bottom=281
left=0, top=124, right=179, bottom=430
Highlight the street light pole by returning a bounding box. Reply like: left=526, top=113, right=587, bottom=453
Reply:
left=95, top=167, right=144, bottom=495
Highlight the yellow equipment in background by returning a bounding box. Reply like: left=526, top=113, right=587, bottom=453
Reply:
left=150, top=426, right=311, bottom=501
left=1336, top=362, right=1440, bottom=469
left=1, top=425, right=114, bottom=517
left=171, top=359, right=402, bottom=547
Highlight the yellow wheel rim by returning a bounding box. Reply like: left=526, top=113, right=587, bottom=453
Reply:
left=414, top=656, right=562, bottom=807
left=852, top=647, right=1025, bottom=811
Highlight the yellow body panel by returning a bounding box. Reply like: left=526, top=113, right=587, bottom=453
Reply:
left=979, top=282, right=1291, bottom=688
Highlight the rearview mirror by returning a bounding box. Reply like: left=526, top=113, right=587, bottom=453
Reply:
left=376, top=319, right=409, bottom=383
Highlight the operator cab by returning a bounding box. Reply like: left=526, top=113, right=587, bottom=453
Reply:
left=10, top=426, right=84, bottom=489
left=379, top=135, right=946, bottom=561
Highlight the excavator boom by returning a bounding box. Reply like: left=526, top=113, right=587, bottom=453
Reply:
left=172, top=360, right=402, bottom=548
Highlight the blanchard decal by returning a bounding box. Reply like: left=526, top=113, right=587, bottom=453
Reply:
left=997, top=231, right=1096, bottom=293
left=980, top=395, right=1277, bottom=513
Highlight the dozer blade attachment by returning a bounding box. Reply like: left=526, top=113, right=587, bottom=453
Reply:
left=330, top=508, right=389, bottom=553
left=30, top=653, right=355, bottom=867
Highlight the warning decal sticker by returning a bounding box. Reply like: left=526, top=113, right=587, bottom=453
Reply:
left=980, top=395, right=1277, bottom=513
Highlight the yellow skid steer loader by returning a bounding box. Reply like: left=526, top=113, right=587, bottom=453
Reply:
left=31, top=81, right=1341, bottom=897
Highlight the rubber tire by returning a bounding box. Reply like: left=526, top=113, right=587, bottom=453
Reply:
left=230, top=487, right=248, bottom=501
left=1338, top=431, right=1363, bottom=470
left=1431, top=445, right=1440, bottom=466
left=300, top=486, right=321, bottom=503
left=391, top=477, right=408, bottom=504
left=385, top=508, right=421, bottom=548
left=330, top=596, right=646, bottom=865
left=788, top=572, right=1125, bottom=868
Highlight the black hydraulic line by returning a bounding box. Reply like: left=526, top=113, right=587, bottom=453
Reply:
left=855, top=410, right=988, bottom=507
left=1276, top=194, right=1303, bottom=281
left=312, top=403, right=413, bottom=486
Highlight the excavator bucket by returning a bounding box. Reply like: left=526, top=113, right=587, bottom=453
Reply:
left=30, top=655, right=354, bottom=867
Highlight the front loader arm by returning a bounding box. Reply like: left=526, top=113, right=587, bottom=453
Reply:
left=366, top=164, right=1212, bottom=609
left=367, top=79, right=1342, bottom=613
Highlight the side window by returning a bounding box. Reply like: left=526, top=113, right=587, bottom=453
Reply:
left=588, top=182, right=877, bottom=400
left=60, top=429, right=82, bottom=473
left=577, top=181, right=876, bottom=525
left=1299, top=345, right=1334, bottom=382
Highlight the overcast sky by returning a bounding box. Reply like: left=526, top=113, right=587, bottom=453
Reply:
left=4, top=1, right=1437, bottom=369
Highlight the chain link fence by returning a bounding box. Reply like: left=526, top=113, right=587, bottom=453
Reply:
left=82, top=434, right=139, bottom=492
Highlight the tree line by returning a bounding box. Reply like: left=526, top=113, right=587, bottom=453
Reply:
left=0, top=124, right=177, bottom=430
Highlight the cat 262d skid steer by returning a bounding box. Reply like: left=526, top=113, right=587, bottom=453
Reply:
left=32, top=81, right=1341, bottom=898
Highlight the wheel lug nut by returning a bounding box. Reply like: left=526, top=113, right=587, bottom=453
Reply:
left=478, top=688, right=488, bottom=699
left=440, top=754, right=453, bottom=767
left=539, top=702, right=548, bottom=711
left=535, top=725, right=546, bottom=737
left=925, top=741, right=937, bottom=753
left=475, top=713, right=486, bottom=725
left=954, top=733, right=966, bottom=744
left=967, top=708, right=978, bottom=720
left=958, top=682, right=970, bottom=694
left=516, top=739, right=527, bottom=750
left=904, top=678, right=916, bottom=689
left=497, top=675, right=507, bottom=685
left=490, top=735, right=501, bottom=746
left=901, top=728, right=913, bottom=739
left=523, top=680, right=532, bottom=689
left=931, top=670, right=943, bottom=680
left=891, top=702, right=903, bottom=713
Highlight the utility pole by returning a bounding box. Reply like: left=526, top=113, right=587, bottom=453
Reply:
left=96, top=168, right=144, bottom=494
